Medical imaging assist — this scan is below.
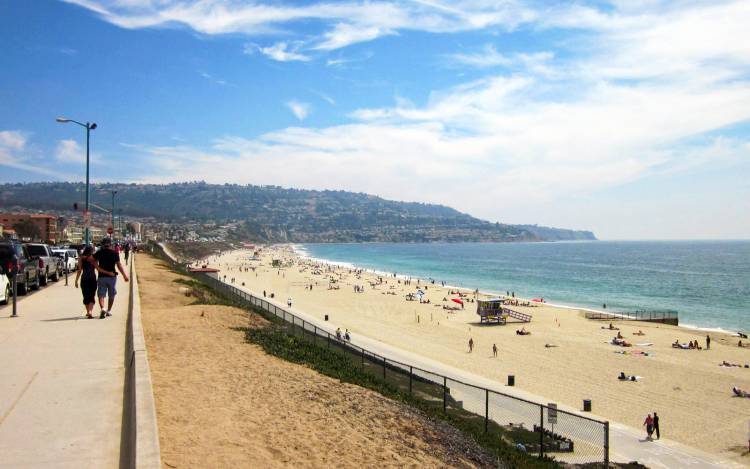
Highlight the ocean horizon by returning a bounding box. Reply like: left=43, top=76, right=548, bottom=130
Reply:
left=298, top=240, right=750, bottom=333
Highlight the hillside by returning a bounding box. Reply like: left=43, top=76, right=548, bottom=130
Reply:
left=0, top=182, right=596, bottom=243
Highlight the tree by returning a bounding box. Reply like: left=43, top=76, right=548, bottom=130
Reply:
left=13, top=219, right=41, bottom=241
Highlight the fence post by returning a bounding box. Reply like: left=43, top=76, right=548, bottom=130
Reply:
left=409, top=366, right=413, bottom=395
left=382, top=357, right=386, bottom=379
left=443, top=377, right=447, bottom=413
left=361, top=347, right=365, bottom=368
left=484, top=389, right=490, bottom=433
left=604, top=421, right=610, bottom=466
left=539, top=406, right=544, bottom=459
left=327, top=332, right=330, bottom=348
left=314, top=325, right=317, bottom=345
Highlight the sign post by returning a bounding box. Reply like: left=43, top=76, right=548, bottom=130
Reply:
left=548, top=402, right=557, bottom=435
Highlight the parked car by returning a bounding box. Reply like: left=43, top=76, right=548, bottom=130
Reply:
left=52, top=248, right=78, bottom=273
left=24, top=243, right=61, bottom=285
left=0, top=263, right=9, bottom=305
left=0, top=240, right=40, bottom=295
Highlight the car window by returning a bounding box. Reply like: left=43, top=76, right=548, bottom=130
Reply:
left=0, top=246, right=14, bottom=261
left=26, top=245, right=47, bottom=256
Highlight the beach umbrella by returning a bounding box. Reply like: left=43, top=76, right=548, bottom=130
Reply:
left=452, top=298, right=464, bottom=306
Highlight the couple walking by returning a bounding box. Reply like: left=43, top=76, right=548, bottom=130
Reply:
left=74, top=238, right=129, bottom=319
left=643, top=412, right=661, bottom=441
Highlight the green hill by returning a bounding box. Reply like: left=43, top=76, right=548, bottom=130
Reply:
left=0, top=182, right=596, bottom=243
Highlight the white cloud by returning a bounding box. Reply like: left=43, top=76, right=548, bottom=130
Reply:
left=55, top=139, right=84, bottom=163
left=286, top=101, right=311, bottom=120
left=245, top=41, right=311, bottom=62
left=447, top=44, right=512, bottom=68
left=0, top=130, right=28, bottom=150
left=62, top=0, right=536, bottom=51
left=0, top=131, right=76, bottom=178
left=198, top=71, right=227, bottom=86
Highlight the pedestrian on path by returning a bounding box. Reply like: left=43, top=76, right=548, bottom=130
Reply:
left=653, top=412, right=660, bottom=439
left=643, top=414, right=654, bottom=441
left=124, top=243, right=131, bottom=265
left=468, top=337, right=474, bottom=353
left=74, top=246, right=113, bottom=319
left=94, top=238, right=129, bottom=319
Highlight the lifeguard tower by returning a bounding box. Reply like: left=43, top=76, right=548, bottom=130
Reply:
left=476, top=298, right=532, bottom=325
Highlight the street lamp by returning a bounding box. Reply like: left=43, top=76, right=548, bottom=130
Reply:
left=110, top=190, right=117, bottom=238
left=56, top=117, right=97, bottom=245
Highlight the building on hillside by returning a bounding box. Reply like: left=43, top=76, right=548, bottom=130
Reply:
left=0, top=213, right=59, bottom=243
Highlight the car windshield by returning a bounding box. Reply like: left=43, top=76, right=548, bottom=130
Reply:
left=67, top=250, right=78, bottom=257
left=26, top=245, right=47, bottom=256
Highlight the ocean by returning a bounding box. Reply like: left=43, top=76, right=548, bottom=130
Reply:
left=298, top=241, right=750, bottom=333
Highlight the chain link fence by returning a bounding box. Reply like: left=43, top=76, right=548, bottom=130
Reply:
left=153, top=243, right=609, bottom=465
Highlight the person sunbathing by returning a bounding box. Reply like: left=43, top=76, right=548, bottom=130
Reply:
left=633, top=330, right=646, bottom=336
left=732, top=386, right=750, bottom=398
left=617, top=331, right=624, bottom=339
left=618, top=372, right=638, bottom=381
left=516, top=328, right=531, bottom=335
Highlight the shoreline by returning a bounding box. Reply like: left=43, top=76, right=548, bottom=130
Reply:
left=200, top=244, right=750, bottom=462
left=291, top=244, right=745, bottom=338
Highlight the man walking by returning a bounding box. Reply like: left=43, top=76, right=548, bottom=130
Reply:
left=706, top=335, right=711, bottom=350
left=94, top=238, right=129, bottom=319
left=124, top=242, right=131, bottom=265
left=653, top=412, right=660, bottom=440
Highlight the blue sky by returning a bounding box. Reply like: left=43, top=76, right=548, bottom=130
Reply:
left=1, top=0, right=749, bottom=239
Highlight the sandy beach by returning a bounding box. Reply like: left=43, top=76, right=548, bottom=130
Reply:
left=202, top=245, right=750, bottom=464
left=137, top=253, right=497, bottom=468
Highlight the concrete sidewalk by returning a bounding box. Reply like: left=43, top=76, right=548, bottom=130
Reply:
left=0, top=276, right=128, bottom=468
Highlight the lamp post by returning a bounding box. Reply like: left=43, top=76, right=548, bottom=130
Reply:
left=110, top=190, right=117, bottom=238
left=56, top=117, right=97, bottom=245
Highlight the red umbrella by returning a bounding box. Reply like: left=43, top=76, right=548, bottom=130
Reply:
left=452, top=298, right=464, bottom=305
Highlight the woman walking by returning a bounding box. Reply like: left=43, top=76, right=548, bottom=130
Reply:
left=75, top=246, right=113, bottom=319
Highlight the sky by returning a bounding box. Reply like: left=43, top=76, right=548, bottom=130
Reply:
left=1, top=0, right=749, bottom=240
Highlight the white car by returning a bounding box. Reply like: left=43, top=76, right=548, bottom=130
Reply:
left=52, top=249, right=78, bottom=273
left=0, top=268, right=9, bottom=305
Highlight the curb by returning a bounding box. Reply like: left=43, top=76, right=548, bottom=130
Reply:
left=121, top=254, right=161, bottom=468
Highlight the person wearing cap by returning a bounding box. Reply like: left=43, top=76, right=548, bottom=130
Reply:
left=93, top=238, right=129, bottom=319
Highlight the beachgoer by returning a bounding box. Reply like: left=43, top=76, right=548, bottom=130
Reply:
left=287, top=298, right=292, bottom=308
left=263, top=290, right=266, bottom=297
left=336, top=328, right=342, bottom=340
left=643, top=414, right=654, bottom=440
left=653, top=412, right=660, bottom=440
left=93, top=237, right=129, bottom=319
left=618, top=371, right=627, bottom=380
left=74, top=246, right=113, bottom=319
left=493, top=344, right=498, bottom=357
left=468, top=338, right=474, bottom=353
left=706, top=335, right=711, bottom=350
left=344, top=329, right=351, bottom=341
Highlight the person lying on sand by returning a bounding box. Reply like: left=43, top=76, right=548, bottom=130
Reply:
left=516, top=328, right=531, bottom=336
left=672, top=340, right=690, bottom=349
left=732, top=386, right=750, bottom=398
left=721, top=361, right=749, bottom=367
left=633, top=330, right=646, bottom=336
left=611, top=337, right=632, bottom=347
left=618, top=372, right=638, bottom=381
left=544, top=343, right=558, bottom=348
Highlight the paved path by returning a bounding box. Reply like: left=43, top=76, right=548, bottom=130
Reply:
left=0, top=276, right=128, bottom=468
left=238, top=283, right=744, bottom=469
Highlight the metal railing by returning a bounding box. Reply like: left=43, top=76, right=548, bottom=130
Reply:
left=585, top=310, right=678, bottom=324
left=152, top=243, right=609, bottom=464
